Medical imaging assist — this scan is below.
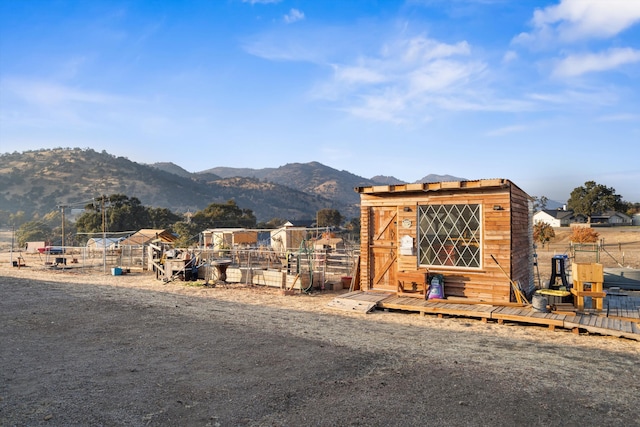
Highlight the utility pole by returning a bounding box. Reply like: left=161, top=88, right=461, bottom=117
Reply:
left=10, top=222, right=14, bottom=266
left=59, top=205, right=66, bottom=248
left=102, top=195, right=107, bottom=273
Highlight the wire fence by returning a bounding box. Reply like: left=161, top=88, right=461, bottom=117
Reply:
left=155, top=243, right=360, bottom=290
left=7, top=245, right=146, bottom=273
left=6, top=241, right=360, bottom=291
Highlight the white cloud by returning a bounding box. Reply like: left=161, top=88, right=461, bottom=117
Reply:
left=527, top=88, right=618, bottom=108
left=315, top=36, right=489, bottom=122
left=485, top=124, right=528, bottom=137
left=552, top=47, right=640, bottom=77
left=2, top=78, right=127, bottom=107
left=515, top=0, right=640, bottom=45
left=597, top=113, right=640, bottom=123
left=242, top=0, right=281, bottom=4
left=502, top=50, right=518, bottom=63
left=284, top=9, right=305, bottom=24
left=333, top=65, right=387, bottom=85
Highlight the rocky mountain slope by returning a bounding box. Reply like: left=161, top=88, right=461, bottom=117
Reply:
left=0, top=149, right=336, bottom=221
left=0, top=148, right=465, bottom=222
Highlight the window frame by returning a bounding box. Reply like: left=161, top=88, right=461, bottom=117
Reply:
left=417, top=203, right=483, bottom=269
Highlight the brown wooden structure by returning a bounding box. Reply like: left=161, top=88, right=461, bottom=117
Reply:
left=356, top=179, right=533, bottom=303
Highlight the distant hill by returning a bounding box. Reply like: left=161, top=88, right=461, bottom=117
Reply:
left=370, top=175, right=406, bottom=185
left=545, top=200, right=565, bottom=210
left=0, top=148, right=472, bottom=223
left=151, top=162, right=204, bottom=179
left=201, top=164, right=468, bottom=207
left=0, top=149, right=336, bottom=221
left=367, top=174, right=468, bottom=186
left=200, top=161, right=376, bottom=210
left=416, top=174, right=466, bottom=183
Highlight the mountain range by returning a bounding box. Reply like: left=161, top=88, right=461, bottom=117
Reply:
left=0, top=148, right=466, bottom=222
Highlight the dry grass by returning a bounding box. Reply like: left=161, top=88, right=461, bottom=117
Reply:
left=536, top=227, right=640, bottom=281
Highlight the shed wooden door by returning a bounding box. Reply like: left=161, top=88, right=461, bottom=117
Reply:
left=368, top=206, right=397, bottom=291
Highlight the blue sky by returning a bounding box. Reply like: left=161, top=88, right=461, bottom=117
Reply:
left=1, top=0, right=639, bottom=204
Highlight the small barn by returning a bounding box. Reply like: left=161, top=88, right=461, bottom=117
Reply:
left=119, top=229, right=177, bottom=246
left=270, top=221, right=310, bottom=253
left=313, top=234, right=345, bottom=251
left=201, top=228, right=258, bottom=250
left=356, top=179, right=533, bottom=303
left=86, top=237, right=123, bottom=250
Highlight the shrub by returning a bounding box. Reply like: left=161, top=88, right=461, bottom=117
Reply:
left=571, top=227, right=599, bottom=243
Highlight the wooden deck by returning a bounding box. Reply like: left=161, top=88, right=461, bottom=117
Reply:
left=330, top=291, right=640, bottom=341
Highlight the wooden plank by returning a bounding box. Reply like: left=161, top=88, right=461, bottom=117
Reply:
left=621, top=321, right=633, bottom=334
left=338, top=291, right=639, bottom=340
left=562, top=315, right=583, bottom=329
left=339, top=291, right=365, bottom=299
left=327, top=298, right=377, bottom=313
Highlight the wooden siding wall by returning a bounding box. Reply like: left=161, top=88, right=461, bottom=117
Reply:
left=359, top=205, right=370, bottom=291
left=359, top=184, right=532, bottom=303
left=510, top=186, right=534, bottom=294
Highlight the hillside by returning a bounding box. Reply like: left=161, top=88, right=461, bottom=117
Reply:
left=197, top=164, right=466, bottom=208
left=0, top=149, right=337, bottom=222
left=1, top=148, right=471, bottom=223
left=200, top=162, right=376, bottom=209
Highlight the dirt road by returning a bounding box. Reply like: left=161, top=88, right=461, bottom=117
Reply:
left=1, top=267, right=639, bottom=426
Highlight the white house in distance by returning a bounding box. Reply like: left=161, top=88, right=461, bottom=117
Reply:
left=535, top=209, right=632, bottom=227
left=590, top=211, right=632, bottom=226
left=533, top=209, right=577, bottom=227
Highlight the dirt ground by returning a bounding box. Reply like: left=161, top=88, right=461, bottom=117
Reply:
left=1, top=260, right=639, bottom=426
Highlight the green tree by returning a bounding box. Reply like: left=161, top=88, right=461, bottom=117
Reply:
left=533, top=196, right=549, bottom=211
left=619, top=201, right=640, bottom=216
left=8, top=211, right=27, bottom=228
left=75, top=202, right=102, bottom=234
left=75, top=194, right=157, bottom=234
left=567, top=181, right=624, bottom=223
left=172, top=221, right=200, bottom=247
left=257, top=217, right=287, bottom=229
left=106, top=194, right=150, bottom=231
left=533, top=222, right=555, bottom=249
left=42, top=209, right=78, bottom=247
left=191, top=200, right=257, bottom=229
left=343, top=216, right=361, bottom=243
left=317, top=208, right=343, bottom=228
left=16, top=220, right=52, bottom=247
left=149, top=207, right=182, bottom=229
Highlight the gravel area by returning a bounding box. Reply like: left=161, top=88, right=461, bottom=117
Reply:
left=1, top=266, right=639, bottom=426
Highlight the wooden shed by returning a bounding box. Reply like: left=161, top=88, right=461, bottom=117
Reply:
left=201, top=228, right=258, bottom=250
left=356, top=179, right=533, bottom=303
left=119, top=229, right=177, bottom=246
left=270, top=222, right=308, bottom=253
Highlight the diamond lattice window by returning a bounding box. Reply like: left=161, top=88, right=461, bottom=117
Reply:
left=418, top=204, right=482, bottom=268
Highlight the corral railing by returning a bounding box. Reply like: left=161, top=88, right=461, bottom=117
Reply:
left=156, top=244, right=360, bottom=289
left=10, top=245, right=146, bottom=273
left=9, top=243, right=361, bottom=290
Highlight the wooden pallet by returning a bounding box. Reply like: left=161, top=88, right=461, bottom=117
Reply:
left=330, top=291, right=640, bottom=340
